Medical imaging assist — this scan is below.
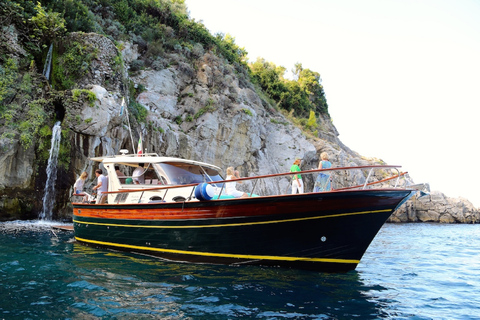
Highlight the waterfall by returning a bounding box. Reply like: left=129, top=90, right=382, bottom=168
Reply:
left=42, top=44, right=53, bottom=81
left=40, top=121, right=62, bottom=220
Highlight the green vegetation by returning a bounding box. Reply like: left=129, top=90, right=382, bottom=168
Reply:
left=0, top=58, right=19, bottom=112
left=250, top=60, right=328, bottom=119
left=1, top=0, right=331, bottom=159
left=242, top=108, right=253, bottom=116
left=174, top=115, right=183, bottom=125
left=126, top=81, right=148, bottom=123
left=37, top=124, right=53, bottom=161
left=270, top=118, right=288, bottom=125
left=58, top=129, right=72, bottom=168
left=19, top=99, right=48, bottom=148
left=72, top=89, right=96, bottom=107
left=52, top=40, right=98, bottom=90
left=129, top=101, right=148, bottom=123
left=194, top=98, right=216, bottom=119
left=0, top=56, right=47, bottom=149
left=112, top=51, right=124, bottom=74
left=30, top=2, right=66, bottom=45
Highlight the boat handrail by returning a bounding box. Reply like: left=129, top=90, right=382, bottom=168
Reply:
left=101, top=165, right=406, bottom=196
left=334, top=171, right=408, bottom=191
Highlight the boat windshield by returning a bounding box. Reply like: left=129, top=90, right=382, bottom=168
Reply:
left=155, top=162, right=223, bottom=185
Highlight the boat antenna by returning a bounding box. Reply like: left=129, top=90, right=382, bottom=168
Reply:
left=121, top=97, right=136, bottom=154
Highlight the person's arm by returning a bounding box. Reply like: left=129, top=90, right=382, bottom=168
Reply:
left=234, top=170, right=243, bottom=183
left=93, top=180, right=102, bottom=192
left=318, top=161, right=323, bottom=169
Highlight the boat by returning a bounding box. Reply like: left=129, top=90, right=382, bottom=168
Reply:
left=72, top=151, right=419, bottom=272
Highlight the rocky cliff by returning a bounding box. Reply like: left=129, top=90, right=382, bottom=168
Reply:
left=1, top=29, right=478, bottom=223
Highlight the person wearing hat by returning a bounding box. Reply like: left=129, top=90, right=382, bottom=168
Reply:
left=290, top=157, right=304, bottom=194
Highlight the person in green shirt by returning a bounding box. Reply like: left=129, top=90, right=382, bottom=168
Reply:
left=290, top=157, right=303, bottom=194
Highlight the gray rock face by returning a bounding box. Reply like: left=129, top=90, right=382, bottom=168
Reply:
left=0, top=140, right=34, bottom=189
left=391, top=191, right=480, bottom=223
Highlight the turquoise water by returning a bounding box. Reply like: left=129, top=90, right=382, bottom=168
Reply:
left=1, top=221, right=479, bottom=319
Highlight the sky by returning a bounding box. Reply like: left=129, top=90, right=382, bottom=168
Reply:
left=185, top=0, right=480, bottom=207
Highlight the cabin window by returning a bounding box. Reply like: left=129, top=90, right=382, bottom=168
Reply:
left=143, top=166, right=161, bottom=185
left=114, top=163, right=164, bottom=185
left=156, top=162, right=223, bottom=186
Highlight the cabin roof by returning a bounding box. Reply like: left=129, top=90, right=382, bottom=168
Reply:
left=89, top=153, right=222, bottom=171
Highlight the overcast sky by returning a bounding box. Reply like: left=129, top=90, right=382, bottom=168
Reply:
left=185, top=0, right=480, bottom=207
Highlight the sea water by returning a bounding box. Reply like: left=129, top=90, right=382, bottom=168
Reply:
left=0, top=221, right=479, bottom=319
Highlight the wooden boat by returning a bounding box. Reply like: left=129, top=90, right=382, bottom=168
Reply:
left=72, top=152, right=418, bottom=272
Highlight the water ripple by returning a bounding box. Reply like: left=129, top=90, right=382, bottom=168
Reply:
left=1, top=222, right=480, bottom=319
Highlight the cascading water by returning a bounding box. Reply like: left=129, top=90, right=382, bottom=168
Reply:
left=39, top=121, right=62, bottom=220
left=42, top=43, right=53, bottom=81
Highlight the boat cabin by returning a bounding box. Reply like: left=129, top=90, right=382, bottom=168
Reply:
left=91, top=153, right=224, bottom=204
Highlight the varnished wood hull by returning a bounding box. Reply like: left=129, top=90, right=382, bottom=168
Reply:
left=73, top=189, right=415, bottom=272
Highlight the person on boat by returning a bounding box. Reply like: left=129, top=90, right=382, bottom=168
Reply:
left=132, top=163, right=145, bottom=184
left=314, top=152, right=333, bottom=192
left=93, top=169, right=108, bottom=204
left=290, top=157, right=304, bottom=194
left=115, top=165, right=126, bottom=183
left=225, top=167, right=248, bottom=198
left=73, top=172, right=88, bottom=195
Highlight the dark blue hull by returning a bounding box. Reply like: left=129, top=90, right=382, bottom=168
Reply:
left=73, top=189, right=415, bottom=272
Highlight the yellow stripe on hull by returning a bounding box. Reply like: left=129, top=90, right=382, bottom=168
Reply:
left=75, top=237, right=360, bottom=265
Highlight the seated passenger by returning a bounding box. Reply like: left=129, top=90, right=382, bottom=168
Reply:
left=73, top=171, right=88, bottom=195
left=225, top=167, right=248, bottom=198
left=115, top=165, right=126, bottom=183
left=132, top=163, right=145, bottom=184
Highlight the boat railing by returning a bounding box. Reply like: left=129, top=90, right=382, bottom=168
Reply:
left=91, top=165, right=421, bottom=204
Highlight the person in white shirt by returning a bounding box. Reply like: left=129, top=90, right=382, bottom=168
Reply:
left=73, top=171, right=88, bottom=194
left=93, top=169, right=108, bottom=204
left=132, top=163, right=145, bottom=184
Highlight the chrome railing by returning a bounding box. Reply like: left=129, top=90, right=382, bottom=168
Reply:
left=71, top=165, right=423, bottom=204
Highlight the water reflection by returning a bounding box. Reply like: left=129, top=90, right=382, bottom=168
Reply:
left=70, top=243, right=386, bottom=318
left=1, top=221, right=387, bottom=319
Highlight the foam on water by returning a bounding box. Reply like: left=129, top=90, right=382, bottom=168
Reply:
left=0, top=220, right=70, bottom=232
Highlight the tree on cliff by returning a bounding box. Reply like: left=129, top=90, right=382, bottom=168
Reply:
left=249, top=58, right=329, bottom=118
